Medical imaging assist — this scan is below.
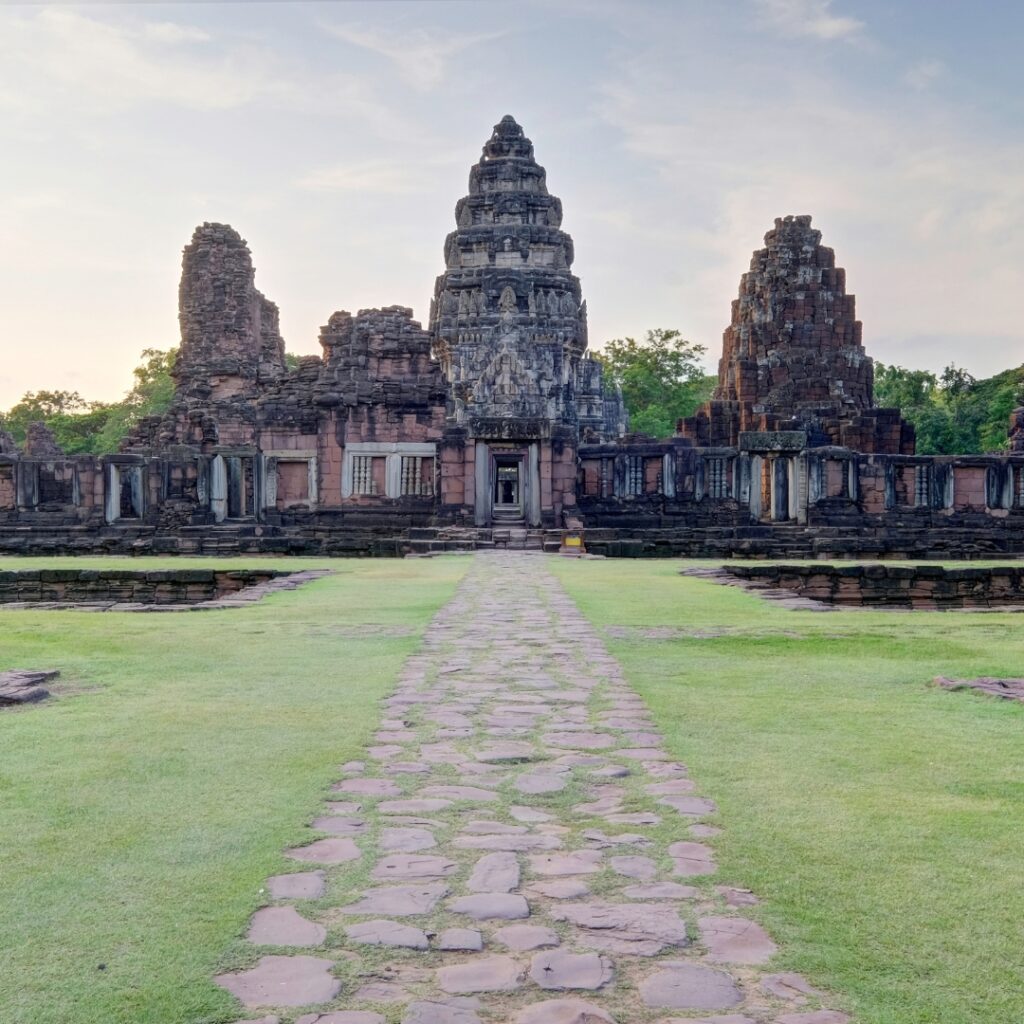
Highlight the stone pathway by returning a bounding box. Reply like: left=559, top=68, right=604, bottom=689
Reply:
left=216, top=553, right=851, bottom=1024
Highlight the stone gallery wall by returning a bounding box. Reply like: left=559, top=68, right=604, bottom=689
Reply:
left=722, top=563, right=1024, bottom=608
left=1, top=116, right=1023, bottom=557
left=0, top=569, right=286, bottom=604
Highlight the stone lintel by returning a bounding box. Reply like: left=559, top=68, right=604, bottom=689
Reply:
left=738, top=430, right=807, bottom=452
left=470, top=418, right=551, bottom=440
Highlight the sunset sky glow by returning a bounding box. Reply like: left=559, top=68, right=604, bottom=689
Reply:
left=1, top=0, right=1022, bottom=407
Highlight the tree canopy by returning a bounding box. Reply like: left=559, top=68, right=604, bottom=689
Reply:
left=875, top=362, right=1024, bottom=454
left=0, top=349, right=178, bottom=455
left=596, top=329, right=716, bottom=438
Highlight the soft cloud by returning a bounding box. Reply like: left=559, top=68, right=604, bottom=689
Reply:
left=905, top=58, right=946, bottom=90
left=297, top=158, right=426, bottom=194
left=142, top=22, right=211, bottom=45
left=593, top=41, right=1024, bottom=375
left=754, top=0, right=864, bottom=40
left=321, top=23, right=509, bottom=91
left=0, top=9, right=287, bottom=113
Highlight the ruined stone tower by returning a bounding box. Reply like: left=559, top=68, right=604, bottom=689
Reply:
left=681, top=215, right=914, bottom=454
left=175, top=223, right=287, bottom=403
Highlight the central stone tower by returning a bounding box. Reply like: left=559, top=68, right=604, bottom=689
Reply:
left=431, top=115, right=623, bottom=527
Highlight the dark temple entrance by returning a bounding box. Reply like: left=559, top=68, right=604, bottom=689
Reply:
left=492, top=457, right=523, bottom=520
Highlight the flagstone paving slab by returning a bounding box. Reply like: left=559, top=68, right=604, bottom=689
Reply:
left=266, top=871, right=325, bottom=900
left=466, top=851, right=520, bottom=892
left=528, top=850, right=603, bottom=875
left=437, top=928, right=484, bottom=951
left=762, top=972, right=823, bottom=1002
left=493, top=923, right=560, bottom=950
left=449, top=893, right=531, bottom=920
left=774, top=1014, right=851, bottom=1024
left=639, top=962, right=744, bottom=1010
left=286, top=837, right=361, bottom=864
left=340, top=882, right=448, bottom=916
left=525, top=878, right=592, bottom=899
left=380, top=827, right=437, bottom=852
left=215, top=955, right=341, bottom=1007
left=698, top=915, right=779, bottom=964
left=345, top=919, right=430, bottom=949
left=437, top=955, right=524, bottom=993
left=294, top=1012, right=385, bottom=1024
left=371, top=854, right=458, bottom=880
left=514, top=999, right=616, bottom=1023
left=529, top=950, right=614, bottom=990
left=401, top=1001, right=482, bottom=1024
left=247, top=906, right=326, bottom=947
left=210, top=552, right=850, bottom=1024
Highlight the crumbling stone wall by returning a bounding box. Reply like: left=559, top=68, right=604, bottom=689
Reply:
left=1010, top=408, right=1024, bottom=452
left=319, top=306, right=448, bottom=443
left=724, top=563, right=1024, bottom=608
left=24, top=422, right=63, bottom=458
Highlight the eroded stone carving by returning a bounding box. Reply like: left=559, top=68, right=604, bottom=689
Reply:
left=430, top=115, right=625, bottom=441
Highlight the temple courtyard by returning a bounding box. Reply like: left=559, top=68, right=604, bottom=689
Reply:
left=2, top=553, right=1023, bottom=1024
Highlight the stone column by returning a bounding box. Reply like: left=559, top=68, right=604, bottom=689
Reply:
left=527, top=443, right=541, bottom=527
left=104, top=463, right=120, bottom=523
left=474, top=442, right=490, bottom=527
left=772, top=458, right=790, bottom=521
left=210, top=455, right=227, bottom=523
left=748, top=456, right=763, bottom=520
left=662, top=452, right=676, bottom=499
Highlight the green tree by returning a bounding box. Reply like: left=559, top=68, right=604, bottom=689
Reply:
left=0, top=390, right=113, bottom=454
left=597, top=329, right=715, bottom=438
left=0, top=349, right=178, bottom=455
left=874, top=363, right=939, bottom=412
left=875, top=361, right=1024, bottom=455
left=93, top=348, right=177, bottom=453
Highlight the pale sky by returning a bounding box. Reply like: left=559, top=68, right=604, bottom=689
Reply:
left=1, top=0, right=1022, bottom=408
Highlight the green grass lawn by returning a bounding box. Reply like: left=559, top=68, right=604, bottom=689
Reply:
left=550, top=558, right=1024, bottom=1024
left=0, top=555, right=468, bottom=1024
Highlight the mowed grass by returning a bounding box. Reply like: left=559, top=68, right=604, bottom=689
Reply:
left=549, top=558, right=1024, bottom=1024
left=0, top=555, right=468, bottom=1024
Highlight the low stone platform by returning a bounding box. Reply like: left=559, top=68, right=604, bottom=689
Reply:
left=687, top=564, right=1024, bottom=610
left=935, top=676, right=1024, bottom=702
left=0, top=568, right=331, bottom=612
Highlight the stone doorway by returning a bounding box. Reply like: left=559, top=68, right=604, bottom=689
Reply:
left=492, top=456, right=524, bottom=521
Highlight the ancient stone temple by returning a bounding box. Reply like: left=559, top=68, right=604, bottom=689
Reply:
left=1, top=116, right=1023, bottom=558
left=679, top=215, right=914, bottom=453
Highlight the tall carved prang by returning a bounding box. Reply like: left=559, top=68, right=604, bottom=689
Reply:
left=680, top=215, right=914, bottom=454
left=430, top=115, right=623, bottom=442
